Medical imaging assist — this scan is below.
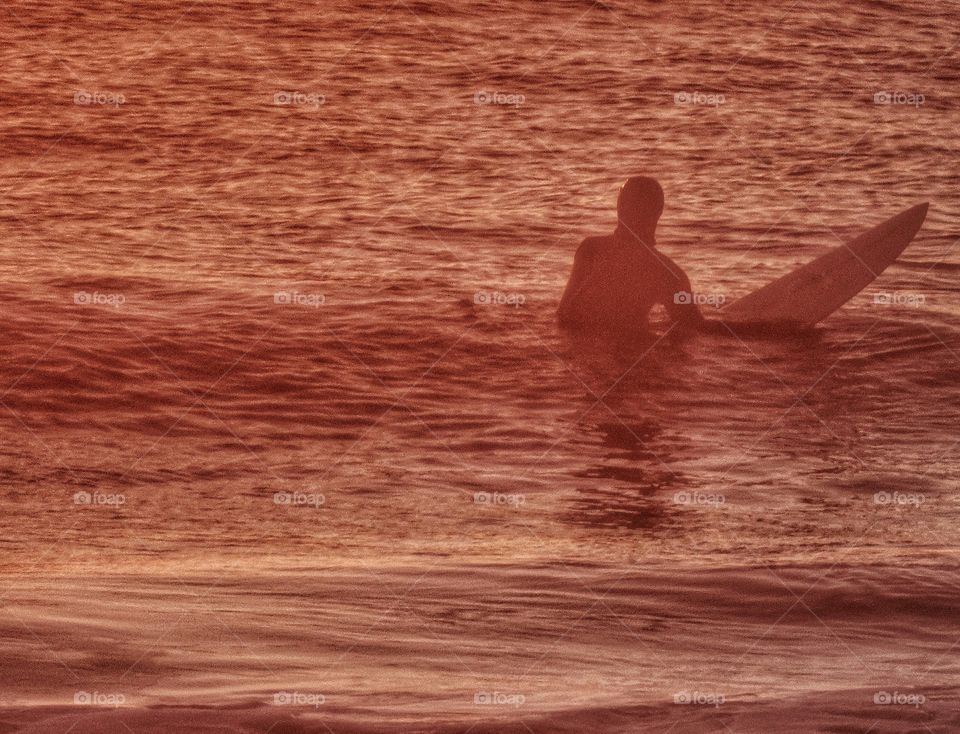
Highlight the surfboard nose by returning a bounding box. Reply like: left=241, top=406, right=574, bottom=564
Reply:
left=880, top=203, right=929, bottom=242
left=897, top=202, right=928, bottom=218
left=903, top=202, right=929, bottom=230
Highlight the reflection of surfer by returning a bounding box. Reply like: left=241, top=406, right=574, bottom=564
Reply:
left=558, top=177, right=703, bottom=332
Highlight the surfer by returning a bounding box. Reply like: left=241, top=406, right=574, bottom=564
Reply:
left=558, top=176, right=704, bottom=332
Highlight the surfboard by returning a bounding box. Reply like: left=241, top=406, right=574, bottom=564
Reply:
left=718, top=203, right=929, bottom=327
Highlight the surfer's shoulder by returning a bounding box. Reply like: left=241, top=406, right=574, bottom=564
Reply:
left=651, top=250, right=687, bottom=283
left=573, top=235, right=610, bottom=262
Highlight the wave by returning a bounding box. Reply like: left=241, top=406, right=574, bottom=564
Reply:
left=9, top=685, right=960, bottom=734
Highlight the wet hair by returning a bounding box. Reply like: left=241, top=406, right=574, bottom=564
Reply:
left=617, top=176, right=664, bottom=230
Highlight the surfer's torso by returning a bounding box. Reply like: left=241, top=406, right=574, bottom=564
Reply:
left=558, top=233, right=697, bottom=331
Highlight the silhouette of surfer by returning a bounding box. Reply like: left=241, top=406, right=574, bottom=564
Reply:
left=559, top=177, right=704, bottom=332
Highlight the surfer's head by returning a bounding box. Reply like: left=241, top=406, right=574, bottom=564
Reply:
left=616, top=176, right=664, bottom=240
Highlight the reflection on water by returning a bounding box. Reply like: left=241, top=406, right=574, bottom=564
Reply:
left=567, top=417, right=680, bottom=531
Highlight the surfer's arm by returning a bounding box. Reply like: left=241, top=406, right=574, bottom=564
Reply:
left=658, top=254, right=704, bottom=328
left=558, top=238, right=596, bottom=324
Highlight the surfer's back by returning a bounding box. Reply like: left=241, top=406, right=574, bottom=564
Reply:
left=559, top=235, right=667, bottom=329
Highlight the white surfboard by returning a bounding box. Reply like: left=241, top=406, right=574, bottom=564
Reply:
left=719, top=203, right=929, bottom=327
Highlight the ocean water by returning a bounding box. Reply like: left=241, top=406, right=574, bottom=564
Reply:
left=1, top=0, right=959, bottom=731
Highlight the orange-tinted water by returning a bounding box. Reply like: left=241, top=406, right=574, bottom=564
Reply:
left=1, top=1, right=959, bottom=731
